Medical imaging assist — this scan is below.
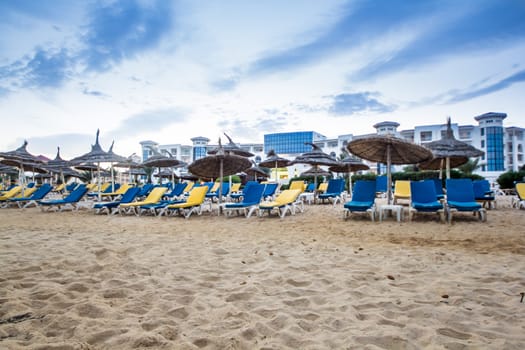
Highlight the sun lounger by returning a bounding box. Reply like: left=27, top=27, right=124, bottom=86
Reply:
left=343, top=180, right=376, bottom=221
left=258, top=189, right=302, bottom=218
left=445, top=179, right=486, bottom=223
left=158, top=186, right=209, bottom=218
left=409, top=180, right=444, bottom=222
left=93, top=187, right=141, bottom=215
left=222, top=183, right=265, bottom=218
left=4, top=184, right=53, bottom=208
left=38, top=185, right=89, bottom=212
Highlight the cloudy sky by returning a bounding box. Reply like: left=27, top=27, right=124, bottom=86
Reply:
left=1, top=0, right=524, bottom=159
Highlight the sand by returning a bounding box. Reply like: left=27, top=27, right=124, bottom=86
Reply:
left=0, top=196, right=524, bottom=349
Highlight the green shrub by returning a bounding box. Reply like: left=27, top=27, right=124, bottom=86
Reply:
left=497, top=170, right=525, bottom=189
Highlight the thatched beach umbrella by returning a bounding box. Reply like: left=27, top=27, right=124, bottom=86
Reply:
left=291, top=143, right=340, bottom=190
left=143, top=147, right=185, bottom=185
left=189, top=139, right=251, bottom=207
left=259, top=150, right=291, bottom=182
left=0, top=140, right=45, bottom=195
left=301, top=166, right=332, bottom=178
left=44, top=147, right=73, bottom=192
left=347, top=135, right=432, bottom=204
left=244, top=161, right=269, bottom=181
left=421, top=118, right=484, bottom=179
left=70, top=130, right=127, bottom=201
left=208, top=133, right=254, bottom=157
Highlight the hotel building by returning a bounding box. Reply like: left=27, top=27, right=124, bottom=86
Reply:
left=140, top=112, right=524, bottom=182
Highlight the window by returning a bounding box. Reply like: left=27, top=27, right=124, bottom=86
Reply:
left=485, top=126, right=505, bottom=171
left=327, top=141, right=338, bottom=148
left=440, top=130, right=447, bottom=138
left=264, top=132, right=314, bottom=154
left=481, top=140, right=485, bottom=148
left=420, top=131, right=432, bottom=142
left=480, top=128, right=485, bottom=136
left=459, top=130, right=471, bottom=139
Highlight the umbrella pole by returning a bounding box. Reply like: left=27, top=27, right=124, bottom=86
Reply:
left=97, top=163, right=102, bottom=202
left=387, top=144, right=392, bottom=205
left=111, top=165, right=115, bottom=192
left=19, top=165, right=25, bottom=197
left=446, top=157, right=451, bottom=179
left=218, top=158, right=224, bottom=215
left=348, top=169, right=353, bottom=198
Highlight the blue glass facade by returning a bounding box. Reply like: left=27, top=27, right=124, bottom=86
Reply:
left=193, top=146, right=207, bottom=161
left=485, top=126, right=504, bottom=171
left=264, top=132, right=314, bottom=154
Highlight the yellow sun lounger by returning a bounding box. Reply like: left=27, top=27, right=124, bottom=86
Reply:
left=393, top=180, right=411, bottom=205
left=158, top=186, right=208, bottom=219
left=258, top=189, right=302, bottom=218
left=0, top=186, right=22, bottom=201
left=117, top=187, right=167, bottom=216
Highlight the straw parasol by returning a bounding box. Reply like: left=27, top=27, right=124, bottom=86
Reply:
left=70, top=130, right=127, bottom=201
left=0, top=140, right=45, bottom=195
left=44, top=147, right=73, bottom=191
left=142, top=147, right=185, bottom=185
left=291, top=143, right=340, bottom=190
left=188, top=138, right=251, bottom=207
left=208, top=133, right=254, bottom=157
left=421, top=118, right=484, bottom=179
left=207, top=133, right=254, bottom=193
left=244, top=161, right=269, bottom=181
left=258, top=150, right=291, bottom=182
left=329, top=152, right=370, bottom=195
left=301, top=166, right=332, bottom=178
left=347, top=135, right=432, bottom=204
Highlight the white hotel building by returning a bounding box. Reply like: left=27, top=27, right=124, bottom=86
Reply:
left=140, top=112, right=524, bottom=182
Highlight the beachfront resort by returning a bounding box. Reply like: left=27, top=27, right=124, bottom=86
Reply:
left=141, top=112, right=525, bottom=183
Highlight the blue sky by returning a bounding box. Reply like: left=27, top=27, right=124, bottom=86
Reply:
left=1, top=0, right=524, bottom=159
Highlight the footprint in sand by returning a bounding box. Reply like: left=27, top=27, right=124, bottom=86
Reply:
left=225, top=292, right=252, bottom=302
left=167, top=307, right=189, bottom=319
left=285, top=279, right=311, bottom=287
left=66, top=283, right=90, bottom=293
left=437, top=328, right=472, bottom=340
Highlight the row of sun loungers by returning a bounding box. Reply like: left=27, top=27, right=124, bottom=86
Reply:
left=2, top=178, right=523, bottom=222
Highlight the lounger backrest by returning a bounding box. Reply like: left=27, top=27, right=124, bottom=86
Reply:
left=242, top=183, right=265, bottom=204
left=230, top=183, right=241, bottom=193
left=209, top=182, right=220, bottom=193
left=183, top=181, right=194, bottom=192
left=137, top=183, right=154, bottom=197
left=120, top=187, right=141, bottom=204
left=186, top=186, right=209, bottom=205
left=394, top=180, right=411, bottom=197
left=262, top=183, right=278, bottom=197
left=317, top=183, right=328, bottom=193
left=430, top=178, right=444, bottom=197
left=326, top=178, right=345, bottom=193
left=516, top=182, right=525, bottom=200
left=143, top=187, right=168, bottom=203
left=289, top=181, right=305, bottom=192
left=376, top=176, right=387, bottom=193
left=64, top=185, right=88, bottom=202
left=275, top=189, right=301, bottom=205
left=29, top=184, right=53, bottom=200
left=18, top=187, right=37, bottom=198
left=2, top=186, right=22, bottom=198
left=352, top=180, right=376, bottom=202
left=446, top=179, right=475, bottom=202
left=411, top=181, right=437, bottom=204
left=169, top=182, right=187, bottom=197
left=473, top=180, right=491, bottom=198
left=473, top=180, right=487, bottom=199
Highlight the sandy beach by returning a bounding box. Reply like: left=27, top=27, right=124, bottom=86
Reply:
left=0, top=196, right=524, bottom=349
